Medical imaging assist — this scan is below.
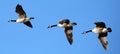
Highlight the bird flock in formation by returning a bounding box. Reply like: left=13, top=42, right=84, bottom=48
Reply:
left=7, top=4, right=112, bottom=50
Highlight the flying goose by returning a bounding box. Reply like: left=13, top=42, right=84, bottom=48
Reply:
left=82, top=22, right=112, bottom=50
left=8, top=4, right=34, bottom=28
left=48, top=19, right=77, bottom=45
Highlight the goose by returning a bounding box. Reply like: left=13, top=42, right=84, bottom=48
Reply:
left=82, top=22, right=112, bottom=50
left=8, top=4, right=34, bottom=28
left=48, top=19, right=77, bottom=45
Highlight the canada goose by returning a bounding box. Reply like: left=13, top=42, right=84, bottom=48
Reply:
left=48, top=19, right=77, bottom=45
left=82, top=22, right=112, bottom=50
left=8, top=4, right=34, bottom=28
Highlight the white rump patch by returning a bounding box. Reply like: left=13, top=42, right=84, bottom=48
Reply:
left=102, top=28, right=108, bottom=33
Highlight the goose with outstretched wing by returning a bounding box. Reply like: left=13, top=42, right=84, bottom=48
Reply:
left=82, top=22, right=112, bottom=50
left=48, top=19, right=77, bottom=45
left=8, top=4, right=34, bottom=28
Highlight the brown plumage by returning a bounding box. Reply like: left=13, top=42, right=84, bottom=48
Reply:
left=16, top=4, right=27, bottom=18
left=98, top=33, right=108, bottom=50
left=95, top=22, right=111, bottom=50
left=15, top=4, right=33, bottom=28
left=82, top=22, right=112, bottom=50
left=48, top=19, right=77, bottom=45
left=64, top=26, right=73, bottom=45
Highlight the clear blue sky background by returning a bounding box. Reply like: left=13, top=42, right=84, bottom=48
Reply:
left=0, top=0, right=119, bottom=54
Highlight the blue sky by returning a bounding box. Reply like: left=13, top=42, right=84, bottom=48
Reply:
left=0, top=0, right=120, bottom=54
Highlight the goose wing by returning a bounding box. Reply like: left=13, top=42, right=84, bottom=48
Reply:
left=95, top=22, right=106, bottom=28
left=98, top=33, right=108, bottom=50
left=16, top=4, right=27, bottom=18
left=64, top=26, right=73, bottom=45
left=24, top=21, right=33, bottom=28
